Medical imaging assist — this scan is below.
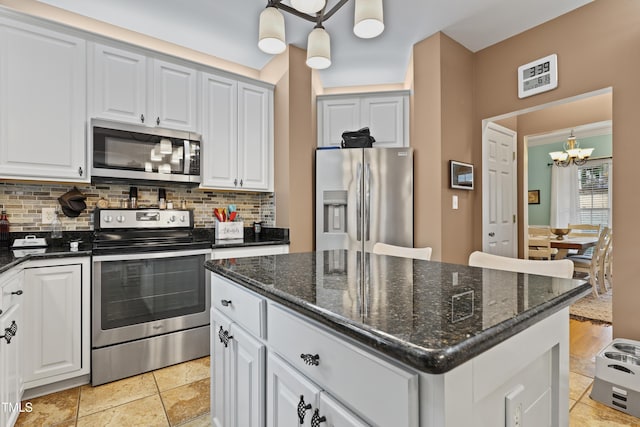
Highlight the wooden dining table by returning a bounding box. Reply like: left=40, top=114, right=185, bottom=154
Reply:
left=550, top=236, right=599, bottom=259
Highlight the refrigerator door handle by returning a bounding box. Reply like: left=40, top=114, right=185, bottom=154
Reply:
left=364, top=162, right=371, bottom=241
left=356, top=162, right=362, bottom=241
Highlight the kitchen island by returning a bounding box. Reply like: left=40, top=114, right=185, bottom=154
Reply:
left=205, top=250, right=590, bottom=427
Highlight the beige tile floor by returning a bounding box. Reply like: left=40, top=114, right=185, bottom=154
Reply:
left=15, top=356, right=211, bottom=427
left=14, top=320, right=640, bottom=426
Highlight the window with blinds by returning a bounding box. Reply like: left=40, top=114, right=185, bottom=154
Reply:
left=576, top=159, right=612, bottom=226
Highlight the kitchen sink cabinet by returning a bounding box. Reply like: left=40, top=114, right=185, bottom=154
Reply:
left=212, top=308, right=265, bottom=427
left=0, top=15, right=87, bottom=183
left=200, top=72, right=273, bottom=192
left=317, top=91, right=409, bottom=148
left=90, top=42, right=198, bottom=132
left=0, top=268, right=24, bottom=427
left=22, top=258, right=90, bottom=396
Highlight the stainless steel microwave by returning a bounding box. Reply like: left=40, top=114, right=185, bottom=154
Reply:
left=91, top=119, right=201, bottom=184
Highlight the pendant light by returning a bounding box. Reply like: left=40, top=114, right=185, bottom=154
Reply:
left=291, top=0, right=326, bottom=14
left=258, top=6, right=286, bottom=54
left=353, top=0, right=384, bottom=39
left=306, top=26, right=331, bottom=69
left=257, top=0, right=384, bottom=69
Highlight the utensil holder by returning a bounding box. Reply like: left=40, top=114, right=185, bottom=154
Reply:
left=215, top=221, right=243, bottom=240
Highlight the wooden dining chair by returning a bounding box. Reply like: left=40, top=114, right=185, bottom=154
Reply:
left=468, top=251, right=574, bottom=278
left=528, top=227, right=557, bottom=260
left=567, top=224, right=601, bottom=256
left=372, top=242, right=432, bottom=260
left=567, top=226, right=611, bottom=297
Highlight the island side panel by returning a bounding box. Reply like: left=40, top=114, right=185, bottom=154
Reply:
left=419, top=308, right=569, bottom=426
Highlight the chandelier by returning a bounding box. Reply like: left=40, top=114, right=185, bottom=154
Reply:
left=549, top=130, right=594, bottom=167
left=258, top=0, right=384, bottom=70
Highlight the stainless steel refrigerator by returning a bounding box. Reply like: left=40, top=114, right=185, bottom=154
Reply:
left=315, top=147, right=414, bottom=252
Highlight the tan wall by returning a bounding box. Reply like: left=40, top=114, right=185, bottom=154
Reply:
left=473, top=0, right=640, bottom=339
left=412, top=33, right=474, bottom=264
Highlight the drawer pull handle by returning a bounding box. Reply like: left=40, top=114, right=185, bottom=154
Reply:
left=218, top=326, right=233, bottom=348
left=11, top=290, right=23, bottom=296
left=221, top=299, right=232, bottom=307
left=311, top=409, right=326, bottom=426
left=0, top=321, right=17, bottom=344
left=297, top=395, right=312, bottom=424
left=300, top=353, right=320, bottom=366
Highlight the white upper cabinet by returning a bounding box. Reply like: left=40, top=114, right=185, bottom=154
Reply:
left=0, top=17, right=87, bottom=182
left=91, top=43, right=198, bottom=132
left=200, top=73, right=273, bottom=192
left=91, top=43, right=146, bottom=125
left=318, top=91, right=409, bottom=148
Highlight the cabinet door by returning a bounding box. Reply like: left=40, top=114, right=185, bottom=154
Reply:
left=23, top=264, right=82, bottom=383
left=0, top=19, right=87, bottom=182
left=151, top=59, right=197, bottom=131
left=211, top=309, right=232, bottom=427
left=0, top=302, right=22, bottom=427
left=0, top=270, right=24, bottom=427
left=267, top=353, right=320, bottom=427
left=361, top=95, right=408, bottom=148
left=229, top=322, right=265, bottom=427
left=200, top=73, right=238, bottom=189
left=237, top=82, right=272, bottom=191
left=91, top=43, right=147, bottom=124
left=319, top=98, right=360, bottom=147
left=316, top=392, right=370, bottom=427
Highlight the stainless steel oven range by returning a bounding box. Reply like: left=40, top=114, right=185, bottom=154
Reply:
left=91, top=208, right=211, bottom=385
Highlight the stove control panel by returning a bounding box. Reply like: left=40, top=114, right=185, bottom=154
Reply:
left=96, top=209, right=193, bottom=229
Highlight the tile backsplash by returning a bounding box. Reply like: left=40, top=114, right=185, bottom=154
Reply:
left=0, top=182, right=274, bottom=232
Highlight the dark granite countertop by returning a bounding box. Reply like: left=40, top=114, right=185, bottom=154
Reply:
left=0, top=227, right=289, bottom=274
left=205, top=250, right=591, bottom=374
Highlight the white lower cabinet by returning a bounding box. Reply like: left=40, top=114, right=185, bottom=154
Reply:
left=212, top=308, right=265, bottom=427
left=211, top=244, right=289, bottom=261
left=267, top=353, right=368, bottom=427
left=0, top=269, right=24, bottom=427
left=22, top=258, right=90, bottom=392
left=211, top=274, right=417, bottom=427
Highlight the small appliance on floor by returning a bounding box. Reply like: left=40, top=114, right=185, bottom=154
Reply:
left=591, top=338, right=640, bottom=417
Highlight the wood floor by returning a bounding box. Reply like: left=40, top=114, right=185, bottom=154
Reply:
left=13, top=319, right=640, bottom=426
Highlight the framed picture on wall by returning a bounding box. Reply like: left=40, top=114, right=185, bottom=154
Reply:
left=450, top=160, right=474, bottom=190
left=528, top=190, right=540, bottom=204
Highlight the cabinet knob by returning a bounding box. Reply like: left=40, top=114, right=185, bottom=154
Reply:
left=234, top=178, right=238, bottom=187
left=78, top=166, right=83, bottom=177
left=0, top=320, right=17, bottom=344
left=11, top=290, right=23, bottom=296
left=297, top=395, right=312, bottom=424
left=140, top=114, right=145, bottom=123
left=311, top=409, right=327, bottom=427
left=300, top=353, right=320, bottom=366
left=240, top=179, right=243, bottom=187
left=220, top=299, right=232, bottom=307
left=156, top=117, right=160, bottom=125
left=218, top=326, right=233, bottom=348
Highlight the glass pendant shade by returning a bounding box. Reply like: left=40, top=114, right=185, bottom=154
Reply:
left=291, top=0, right=326, bottom=14
left=258, top=7, right=286, bottom=54
left=353, top=0, right=384, bottom=39
left=306, top=27, right=331, bottom=69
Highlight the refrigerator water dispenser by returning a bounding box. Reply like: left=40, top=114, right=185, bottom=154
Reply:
left=323, top=190, right=347, bottom=233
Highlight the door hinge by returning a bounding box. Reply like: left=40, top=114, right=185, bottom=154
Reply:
left=513, top=214, right=516, bottom=223
left=513, top=152, right=516, bottom=161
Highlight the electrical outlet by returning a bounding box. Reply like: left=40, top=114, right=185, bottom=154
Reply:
left=505, top=384, right=525, bottom=427
left=42, top=208, right=56, bottom=224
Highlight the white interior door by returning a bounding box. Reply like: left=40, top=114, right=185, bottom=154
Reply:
left=483, top=122, right=517, bottom=257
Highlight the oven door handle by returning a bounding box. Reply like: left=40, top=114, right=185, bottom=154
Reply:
left=92, top=248, right=211, bottom=262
